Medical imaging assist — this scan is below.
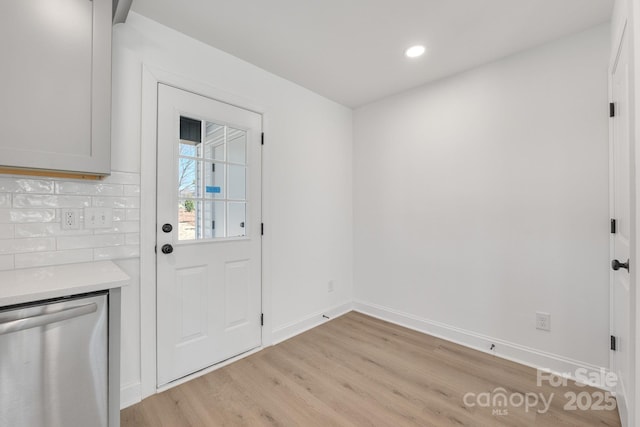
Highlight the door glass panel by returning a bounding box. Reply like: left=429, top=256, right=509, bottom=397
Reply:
left=180, top=116, right=202, bottom=158
left=178, top=157, right=197, bottom=198
left=178, top=200, right=196, bottom=241
left=202, top=201, right=226, bottom=239
left=227, top=127, right=246, bottom=165
left=204, top=122, right=225, bottom=162
left=228, top=202, right=246, bottom=237
left=228, top=165, right=246, bottom=200
left=177, top=115, right=249, bottom=241
left=204, top=162, right=225, bottom=199
left=179, top=141, right=198, bottom=158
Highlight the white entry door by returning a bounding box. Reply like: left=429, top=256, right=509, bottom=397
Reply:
left=610, top=25, right=631, bottom=425
left=156, top=84, right=262, bottom=386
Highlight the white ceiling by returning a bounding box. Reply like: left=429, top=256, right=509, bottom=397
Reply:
left=131, top=0, right=613, bottom=108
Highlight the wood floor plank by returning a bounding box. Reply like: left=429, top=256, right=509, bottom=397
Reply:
left=121, top=312, right=621, bottom=426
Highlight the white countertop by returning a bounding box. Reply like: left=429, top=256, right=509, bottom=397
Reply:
left=0, top=261, right=129, bottom=306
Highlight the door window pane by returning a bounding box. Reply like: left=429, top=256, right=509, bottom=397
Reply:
left=202, top=201, right=226, bottom=239
left=204, top=162, right=225, bottom=199
left=178, top=157, right=197, bottom=198
left=228, top=202, right=246, bottom=237
left=227, top=127, right=246, bottom=164
left=204, top=122, right=225, bottom=161
left=178, top=200, right=196, bottom=241
left=179, top=141, right=198, bottom=158
left=177, top=116, right=250, bottom=241
left=180, top=116, right=202, bottom=158
left=228, top=165, right=246, bottom=200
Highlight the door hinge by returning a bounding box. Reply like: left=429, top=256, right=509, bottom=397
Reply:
left=261, top=132, right=264, bottom=145
left=610, top=102, right=615, bottom=118
left=611, top=335, right=617, bottom=351
left=212, top=220, right=215, bottom=230
left=611, top=219, right=617, bottom=234
left=261, top=223, right=264, bottom=236
left=212, top=163, right=215, bottom=172
left=261, top=313, right=264, bottom=326
left=154, top=245, right=157, bottom=254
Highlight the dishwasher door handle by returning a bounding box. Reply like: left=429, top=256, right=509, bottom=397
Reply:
left=0, top=302, right=97, bottom=336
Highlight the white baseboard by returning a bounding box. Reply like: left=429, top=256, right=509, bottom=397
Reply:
left=353, top=300, right=612, bottom=391
left=120, top=382, right=142, bottom=409
left=272, top=301, right=353, bottom=345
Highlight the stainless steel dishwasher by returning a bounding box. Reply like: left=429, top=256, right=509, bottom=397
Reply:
left=0, top=291, right=108, bottom=427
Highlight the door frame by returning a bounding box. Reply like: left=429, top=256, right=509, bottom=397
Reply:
left=139, top=65, right=272, bottom=399
left=609, top=17, right=636, bottom=427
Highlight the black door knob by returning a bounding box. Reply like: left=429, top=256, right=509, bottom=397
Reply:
left=161, top=244, right=174, bottom=254
left=162, top=224, right=173, bottom=233
left=612, top=259, right=629, bottom=272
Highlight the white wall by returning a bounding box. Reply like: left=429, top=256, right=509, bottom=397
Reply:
left=353, top=25, right=611, bottom=373
left=112, top=12, right=353, bottom=405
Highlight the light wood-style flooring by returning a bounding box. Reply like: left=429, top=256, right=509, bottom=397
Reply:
left=121, top=312, right=621, bottom=426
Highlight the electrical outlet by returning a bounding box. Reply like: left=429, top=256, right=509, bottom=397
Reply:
left=328, top=280, right=335, bottom=293
left=61, top=209, right=81, bottom=230
left=84, top=207, right=113, bottom=229
left=536, top=312, right=551, bottom=331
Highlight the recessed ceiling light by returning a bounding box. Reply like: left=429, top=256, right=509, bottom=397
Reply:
left=405, top=45, right=426, bottom=58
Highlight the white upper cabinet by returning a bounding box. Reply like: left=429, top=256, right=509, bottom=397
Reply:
left=0, top=0, right=112, bottom=176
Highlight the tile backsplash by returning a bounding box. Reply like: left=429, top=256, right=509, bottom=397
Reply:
left=0, top=171, right=140, bottom=270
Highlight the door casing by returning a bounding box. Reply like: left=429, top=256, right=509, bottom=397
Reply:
left=609, top=18, right=636, bottom=427
left=139, top=65, right=273, bottom=399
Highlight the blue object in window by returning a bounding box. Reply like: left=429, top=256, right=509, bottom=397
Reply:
left=206, top=186, right=221, bottom=194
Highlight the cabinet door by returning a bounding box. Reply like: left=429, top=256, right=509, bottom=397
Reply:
left=0, top=0, right=111, bottom=175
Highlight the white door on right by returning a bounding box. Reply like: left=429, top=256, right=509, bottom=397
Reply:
left=610, top=24, right=631, bottom=426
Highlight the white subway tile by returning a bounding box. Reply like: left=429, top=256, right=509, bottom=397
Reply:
left=112, top=209, right=126, bottom=222
left=0, top=194, right=10, bottom=208
left=94, top=245, right=139, bottom=260
left=102, top=171, right=140, bottom=185
left=14, top=223, right=91, bottom=238
left=15, top=249, right=93, bottom=268
left=13, top=194, right=91, bottom=208
left=0, top=237, right=55, bottom=254
left=125, top=233, right=140, bottom=246
left=0, top=209, right=56, bottom=223
left=55, top=181, right=124, bottom=196
left=0, top=224, right=13, bottom=239
left=0, top=254, right=14, bottom=270
left=0, top=210, right=14, bottom=223
left=92, top=196, right=140, bottom=209
left=0, top=210, right=13, bottom=223
left=57, top=234, right=125, bottom=250
left=0, top=178, right=54, bottom=194
left=123, top=185, right=140, bottom=196
left=94, top=221, right=140, bottom=234
left=125, top=209, right=140, bottom=221
left=0, top=175, right=143, bottom=268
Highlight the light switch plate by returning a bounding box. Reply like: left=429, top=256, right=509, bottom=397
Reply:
left=84, top=207, right=113, bottom=229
